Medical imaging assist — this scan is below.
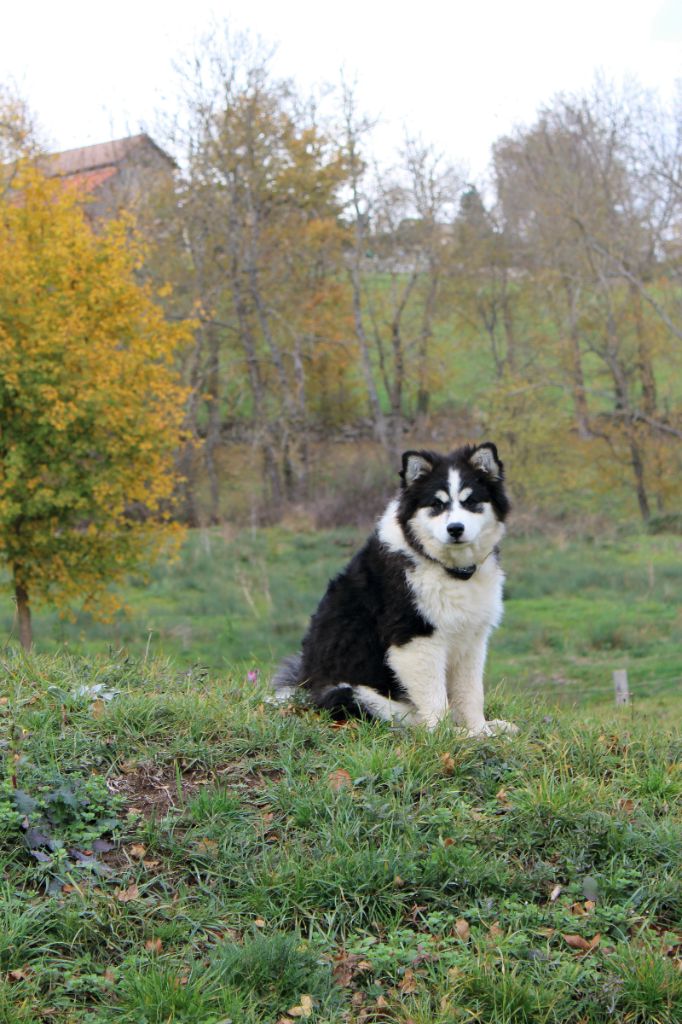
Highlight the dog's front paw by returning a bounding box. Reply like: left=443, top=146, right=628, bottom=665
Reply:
left=467, top=719, right=519, bottom=738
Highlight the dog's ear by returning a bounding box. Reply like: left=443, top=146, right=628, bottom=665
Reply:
left=400, top=451, right=435, bottom=487
left=469, top=442, right=502, bottom=480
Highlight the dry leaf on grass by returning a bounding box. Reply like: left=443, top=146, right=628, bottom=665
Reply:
left=399, top=968, right=419, bottom=993
left=287, top=994, right=313, bottom=1018
left=328, top=769, right=352, bottom=791
left=454, top=918, right=471, bottom=941
left=90, top=699, right=106, bottom=719
left=195, top=839, right=218, bottom=855
left=563, top=932, right=601, bottom=953
left=8, top=967, right=31, bottom=982
left=115, top=883, right=139, bottom=903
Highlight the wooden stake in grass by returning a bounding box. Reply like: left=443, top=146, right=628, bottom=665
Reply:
left=613, top=669, right=630, bottom=706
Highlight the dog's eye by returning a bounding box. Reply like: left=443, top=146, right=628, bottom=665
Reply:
left=431, top=498, right=446, bottom=512
left=461, top=495, right=483, bottom=512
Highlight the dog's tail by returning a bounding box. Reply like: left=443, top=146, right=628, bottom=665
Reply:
left=270, top=659, right=364, bottom=720
left=270, top=653, right=304, bottom=701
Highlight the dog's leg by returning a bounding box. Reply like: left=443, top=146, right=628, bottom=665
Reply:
left=386, top=636, right=449, bottom=729
left=447, top=632, right=518, bottom=737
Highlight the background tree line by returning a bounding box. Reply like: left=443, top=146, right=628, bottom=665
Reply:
left=4, top=34, right=682, bottom=532
left=139, top=36, right=682, bottom=528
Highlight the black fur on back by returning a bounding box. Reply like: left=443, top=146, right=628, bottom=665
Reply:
left=295, top=536, right=434, bottom=707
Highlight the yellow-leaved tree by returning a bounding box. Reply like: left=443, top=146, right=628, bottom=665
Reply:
left=0, top=165, right=191, bottom=648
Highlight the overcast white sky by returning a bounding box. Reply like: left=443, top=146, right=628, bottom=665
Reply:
left=2, top=0, right=681, bottom=179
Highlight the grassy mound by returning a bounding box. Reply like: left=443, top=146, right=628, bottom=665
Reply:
left=0, top=652, right=680, bottom=1022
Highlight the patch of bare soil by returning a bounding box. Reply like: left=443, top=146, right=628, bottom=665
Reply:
left=105, top=758, right=283, bottom=819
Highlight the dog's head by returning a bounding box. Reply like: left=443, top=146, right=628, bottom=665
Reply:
left=397, top=443, right=509, bottom=568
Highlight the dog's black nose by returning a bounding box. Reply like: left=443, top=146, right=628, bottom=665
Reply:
left=447, top=522, right=465, bottom=540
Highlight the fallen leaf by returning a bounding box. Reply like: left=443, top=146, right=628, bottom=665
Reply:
left=393, top=875, right=405, bottom=888
left=571, top=902, right=587, bottom=916
left=254, top=917, right=266, bottom=927
left=440, top=752, right=456, bottom=774
left=399, top=968, right=418, bottom=993
left=563, top=932, right=601, bottom=953
left=549, top=884, right=562, bottom=902
left=129, top=843, right=147, bottom=859
left=584, top=900, right=596, bottom=913
left=287, top=994, right=313, bottom=1018
left=8, top=967, right=30, bottom=982
left=454, top=918, right=471, bottom=941
left=195, top=838, right=218, bottom=855
left=145, top=938, right=163, bottom=954
left=496, top=787, right=510, bottom=805
left=90, top=699, right=106, bottom=719
left=618, top=798, right=635, bottom=813
left=443, top=837, right=455, bottom=847
left=115, top=883, right=139, bottom=903
left=328, top=769, right=352, bottom=791
left=488, top=921, right=504, bottom=941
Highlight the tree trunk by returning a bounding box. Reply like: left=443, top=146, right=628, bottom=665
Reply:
left=563, top=281, right=591, bottom=437
left=629, top=437, right=650, bottom=522
left=203, top=323, right=221, bottom=525
left=630, top=283, right=657, bottom=416
left=14, top=576, right=32, bottom=651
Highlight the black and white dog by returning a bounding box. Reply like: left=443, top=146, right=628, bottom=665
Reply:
left=272, top=442, right=517, bottom=736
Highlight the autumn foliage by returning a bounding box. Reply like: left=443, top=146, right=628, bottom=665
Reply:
left=0, top=166, right=191, bottom=647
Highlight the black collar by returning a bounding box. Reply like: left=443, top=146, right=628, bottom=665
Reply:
left=445, top=564, right=477, bottom=580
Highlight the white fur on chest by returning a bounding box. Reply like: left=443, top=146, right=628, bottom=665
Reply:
left=407, top=558, right=504, bottom=639
left=377, top=497, right=505, bottom=640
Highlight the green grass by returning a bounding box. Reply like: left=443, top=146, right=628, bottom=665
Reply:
left=0, top=652, right=680, bottom=1022
left=2, top=527, right=680, bottom=708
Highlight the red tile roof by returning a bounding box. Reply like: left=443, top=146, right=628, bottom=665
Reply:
left=46, top=133, right=175, bottom=178
left=62, top=166, right=119, bottom=193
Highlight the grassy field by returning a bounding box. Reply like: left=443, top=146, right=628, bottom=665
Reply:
left=3, top=526, right=681, bottom=709
left=0, top=526, right=680, bottom=1021
left=0, top=652, right=680, bottom=1023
